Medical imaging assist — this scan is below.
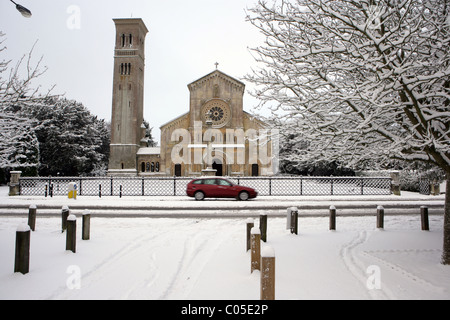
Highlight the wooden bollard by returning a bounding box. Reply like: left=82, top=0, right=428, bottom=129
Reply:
left=260, top=213, right=267, bottom=242
left=82, top=210, right=91, bottom=240
left=286, top=207, right=298, bottom=234
left=66, top=214, right=77, bottom=253
left=291, top=208, right=298, bottom=235
left=61, top=205, right=70, bottom=233
left=329, top=206, right=336, bottom=230
left=421, top=206, right=429, bottom=231
left=15, top=225, right=31, bottom=274
left=377, top=205, right=384, bottom=229
left=261, top=246, right=275, bottom=300
left=28, top=205, right=37, bottom=232
left=251, top=227, right=261, bottom=273
left=246, top=219, right=254, bottom=252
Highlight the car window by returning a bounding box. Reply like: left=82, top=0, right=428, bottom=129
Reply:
left=217, top=179, right=232, bottom=186
left=203, top=179, right=216, bottom=185
left=192, top=180, right=203, bottom=185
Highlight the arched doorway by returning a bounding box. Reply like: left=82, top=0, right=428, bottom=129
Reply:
left=252, top=164, right=259, bottom=177
left=174, top=164, right=182, bottom=177
left=213, top=160, right=223, bottom=176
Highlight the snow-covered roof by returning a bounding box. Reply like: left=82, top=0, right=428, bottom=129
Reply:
left=137, top=147, right=161, bottom=155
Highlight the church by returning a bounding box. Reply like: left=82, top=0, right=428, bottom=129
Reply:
left=108, top=18, right=276, bottom=177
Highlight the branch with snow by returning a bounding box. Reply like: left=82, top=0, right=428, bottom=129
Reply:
left=245, top=0, right=450, bottom=174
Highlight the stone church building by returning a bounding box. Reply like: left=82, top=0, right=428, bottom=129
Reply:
left=108, top=18, right=275, bottom=177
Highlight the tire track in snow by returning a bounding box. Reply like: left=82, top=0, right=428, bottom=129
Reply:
left=340, top=231, right=395, bottom=300
left=362, top=249, right=446, bottom=294
left=158, top=220, right=241, bottom=300
left=46, top=223, right=170, bottom=300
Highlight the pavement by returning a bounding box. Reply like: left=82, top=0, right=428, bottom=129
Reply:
left=0, top=186, right=445, bottom=218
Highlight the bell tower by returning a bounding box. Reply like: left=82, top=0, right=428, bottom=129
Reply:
left=108, top=18, right=148, bottom=176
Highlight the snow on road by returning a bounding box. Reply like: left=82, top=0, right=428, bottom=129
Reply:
left=0, top=214, right=449, bottom=300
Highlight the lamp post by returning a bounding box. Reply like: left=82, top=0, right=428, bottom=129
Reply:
left=10, top=0, right=32, bottom=18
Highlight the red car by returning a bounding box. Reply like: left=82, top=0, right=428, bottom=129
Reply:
left=186, top=178, right=258, bottom=201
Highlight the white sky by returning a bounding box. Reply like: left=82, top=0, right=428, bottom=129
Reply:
left=0, top=0, right=266, bottom=142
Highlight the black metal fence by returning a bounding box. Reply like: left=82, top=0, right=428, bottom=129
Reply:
left=18, top=176, right=392, bottom=197
left=419, top=179, right=431, bottom=195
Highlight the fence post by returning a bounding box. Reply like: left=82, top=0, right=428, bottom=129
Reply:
left=66, top=214, right=77, bottom=253
left=251, top=227, right=261, bottom=273
left=260, top=213, right=267, bottom=242
left=421, top=206, right=429, bottom=231
left=377, top=205, right=384, bottom=229
left=329, top=206, right=336, bottom=231
left=261, top=246, right=275, bottom=300
left=14, top=225, right=31, bottom=274
left=61, top=205, right=70, bottom=233
left=82, top=210, right=91, bottom=240
left=246, top=219, right=254, bottom=252
left=28, top=205, right=37, bottom=232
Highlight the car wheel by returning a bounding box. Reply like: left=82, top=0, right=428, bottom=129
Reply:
left=194, top=191, right=205, bottom=201
left=238, top=191, right=249, bottom=201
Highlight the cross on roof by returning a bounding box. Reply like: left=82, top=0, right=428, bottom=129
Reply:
left=215, top=62, right=219, bottom=70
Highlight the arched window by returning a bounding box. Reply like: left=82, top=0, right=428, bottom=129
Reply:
left=141, top=162, right=145, bottom=172
left=129, top=34, right=133, bottom=46
left=121, top=34, right=126, bottom=47
left=155, top=162, right=160, bottom=173
left=120, top=63, right=132, bottom=75
left=146, top=162, right=150, bottom=172
left=151, top=162, right=155, bottom=173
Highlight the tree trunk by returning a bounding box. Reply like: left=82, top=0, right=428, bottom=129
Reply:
left=442, top=175, right=450, bottom=265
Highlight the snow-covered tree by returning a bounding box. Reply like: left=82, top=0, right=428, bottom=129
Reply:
left=0, top=32, right=110, bottom=178
left=143, top=120, right=158, bottom=147
left=245, top=0, right=450, bottom=264
left=0, top=32, right=48, bottom=181
left=22, top=97, right=110, bottom=176
left=0, top=111, right=39, bottom=171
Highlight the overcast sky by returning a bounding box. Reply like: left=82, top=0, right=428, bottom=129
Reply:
left=0, top=0, right=266, bottom=142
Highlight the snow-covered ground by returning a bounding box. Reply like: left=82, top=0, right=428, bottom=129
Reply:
left=0, top=186, right=449, bottom=300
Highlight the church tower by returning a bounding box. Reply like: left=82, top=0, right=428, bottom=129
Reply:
left=108, top=18, right=148, bottom=176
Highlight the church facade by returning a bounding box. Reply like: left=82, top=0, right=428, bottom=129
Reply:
left=108, top=18, right=276, bottom=177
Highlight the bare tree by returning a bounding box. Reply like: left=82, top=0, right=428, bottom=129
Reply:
left=245, top=0, right=450, bottom=264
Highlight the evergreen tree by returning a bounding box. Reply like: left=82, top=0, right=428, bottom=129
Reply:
left=23, top=97, right=110, bottom=176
